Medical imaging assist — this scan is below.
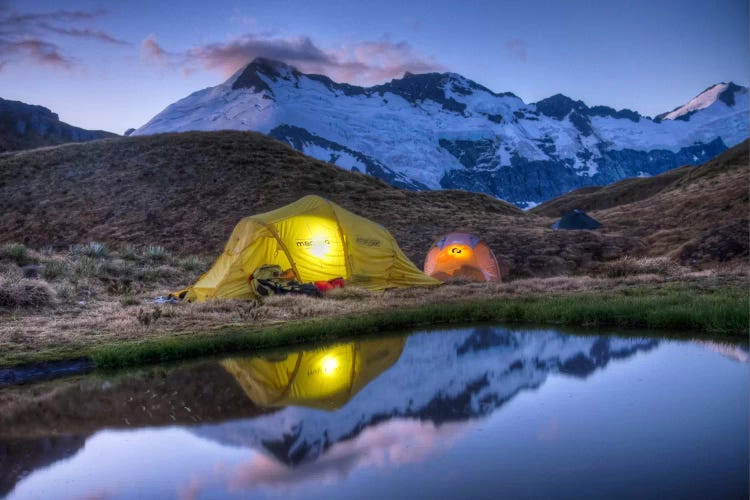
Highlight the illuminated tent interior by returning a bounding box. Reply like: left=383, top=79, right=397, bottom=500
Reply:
left=180, top=195, right=440, bottom=301
left=221, top=337, right=407, bottom=411
left=423, top=232, right=501, bottom=282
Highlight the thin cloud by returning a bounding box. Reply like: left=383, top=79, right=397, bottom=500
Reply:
left=187, top=34, right=330, bottom=74
left=0, top=38, right=74, bottom=69
left=143, top=32, right=443, bottom=85
left=506, top=38, right=528, bottom=62
left=141, top=34, right=170, bottom=64
left=40, top=25, right=129, bottom=45
left=0, top=7, right=129, bottom=71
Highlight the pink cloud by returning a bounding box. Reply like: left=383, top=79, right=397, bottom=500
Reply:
left=0, top=39, right=75, bottom=70
left=141, top=34, right=170, bottom=64
left=225, top=418, right=470, bottom=492
left=142, top=32, right=443, bottom=86
left=0, top=7, right=128, bottom=71
left=175, top=418, right=475, bottom=498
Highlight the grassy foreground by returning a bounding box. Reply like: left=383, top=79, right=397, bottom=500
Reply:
left=92, top=286, right=747, bottom=368
left=0, top=241, right=747, bottom=370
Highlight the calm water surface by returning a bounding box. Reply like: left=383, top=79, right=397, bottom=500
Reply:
left=1, top=326, right=747, bottom=499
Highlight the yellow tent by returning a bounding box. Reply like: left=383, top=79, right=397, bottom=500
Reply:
left=221, top=337, right=406, bottom=411
left=181, top=195, right=440, bottom=301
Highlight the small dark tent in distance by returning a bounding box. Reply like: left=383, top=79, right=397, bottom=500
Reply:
left=551, top=209, right=602, bottom=230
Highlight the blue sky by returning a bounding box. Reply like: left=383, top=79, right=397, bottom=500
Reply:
left=0, top=0, right=747, bottom=133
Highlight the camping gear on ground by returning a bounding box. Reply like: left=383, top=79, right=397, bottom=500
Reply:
left=177, top=195, right=440, bottom=301
left=149, top=296, right=180, bottom=304
left=551, top=209, right=602, bottom=230
left=314, top=277, right=345, bottom=293
left=221, top=337, right=406, bottom=411
left=249, top=265, right=321, bottom=297
left=423, top=232, right=501, bottom=282
left=248, top=265, right=344, bottom=297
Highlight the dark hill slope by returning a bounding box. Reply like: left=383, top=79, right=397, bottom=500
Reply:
left=531, top=143, right=748, bottom=218
left=595, top=141, right=749, bottom=264
left=0, top=98, right=116, bottom=153
left=530, top=166, right=692, bottom=217
left=0, top=131, right=633, bottom=277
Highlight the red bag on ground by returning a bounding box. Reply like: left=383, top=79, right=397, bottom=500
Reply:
left=314, top=277, right=345, bottom=293
left=314, top=281, right=334, bottom=292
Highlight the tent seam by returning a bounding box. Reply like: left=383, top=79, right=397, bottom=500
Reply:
left=249, top=216, right=301, bottom=280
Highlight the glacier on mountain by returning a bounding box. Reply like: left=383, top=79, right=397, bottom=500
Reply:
left=134, top=59, right=748, bottom=207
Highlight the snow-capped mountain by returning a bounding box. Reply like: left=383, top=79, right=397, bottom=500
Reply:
left=134, top=58, right=748, bottom=207
left=192, top=327, right=657, bottom=466
left=655, top=82, right=745, bottom=122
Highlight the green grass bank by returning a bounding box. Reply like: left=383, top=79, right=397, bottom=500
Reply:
left=90, top=286, right=748, bottom=369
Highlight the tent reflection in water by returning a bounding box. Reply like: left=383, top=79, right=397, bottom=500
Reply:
left=181, top=195, right=439, bottom=301
left=423, top=232, right=501, bottom=282
left=221, top=337, right=406, bottom=411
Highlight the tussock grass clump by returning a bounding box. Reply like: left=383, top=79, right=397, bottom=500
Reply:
left=103, top=260, right=136, bottom=279
left=56, top=284, right=76, bottom=304
left=73, top=256, right=105, bottom=279
left=120, top=245, right=139, bottom=261
left=42, top=258, right=69, bottom=280
left=178, top=256, right=206, bottom=272
left=144, top=245, right=168, bottom=262
left=602, top=256, right=683, bottom=278
left=0, top=243, right=36, bottom=266
left=0, top=277, right=54, bottom=308
left=70, top=242, right=109, bottom=258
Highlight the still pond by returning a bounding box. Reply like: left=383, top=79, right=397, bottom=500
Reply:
left=1, top=326, right=748, bottom=499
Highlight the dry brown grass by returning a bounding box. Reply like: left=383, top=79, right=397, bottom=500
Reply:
left=0, top=131, right=644, bottom=279
left=599, top=256, right=685, bottom=278
left=595, top=143, right=749, bottom=266
left=0, top=277, right=54, bottom=308
left=1, top=132, right=745, bottom=279
left=2, top=241, right=745, bottom=365
left=532, top=143, right=748, bottom=218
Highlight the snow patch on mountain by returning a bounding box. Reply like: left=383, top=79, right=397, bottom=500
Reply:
left=659, top=83, right=734, bottom=121
left=134, top=59, right=748, bottom=206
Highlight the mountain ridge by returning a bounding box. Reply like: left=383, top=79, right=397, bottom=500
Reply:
left=134, top=57, right=749, bottom=207
left=0, top=98, right=116, bottom=153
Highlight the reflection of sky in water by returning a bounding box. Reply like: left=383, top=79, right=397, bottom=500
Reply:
left=4, top=330, right=748, bottom=500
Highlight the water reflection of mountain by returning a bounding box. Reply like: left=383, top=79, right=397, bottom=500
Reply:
left=193, top=327, right=658, bottom=466
left=0, top=436, right=86, bottom=498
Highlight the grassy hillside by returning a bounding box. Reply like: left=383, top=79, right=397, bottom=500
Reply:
left=530, top=166, right=692, bottom=217
left=0, top=132, right=746, bottom=276
left=532, top=141, right=749, bottom=266
left=596, top=143, right=749, bottom=265
left=0, top=131, right=635, bottom=277
left=532, top=143, right=748, bottom=217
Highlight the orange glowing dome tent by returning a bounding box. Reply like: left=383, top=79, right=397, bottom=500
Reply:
left=423, top=232, right=500, bottom=282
